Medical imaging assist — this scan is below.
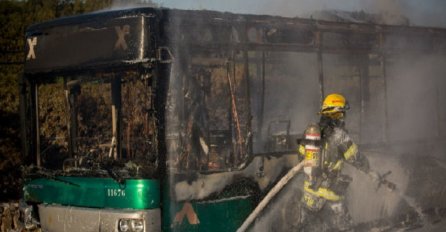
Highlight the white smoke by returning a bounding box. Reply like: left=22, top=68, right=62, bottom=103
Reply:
left=109, top=0, right=158, bottom=10
left=153, top=0, right=446, bottom=28
left=106, top=0, right=446, bottom=229
left=174, top=155, right=299, bottom=201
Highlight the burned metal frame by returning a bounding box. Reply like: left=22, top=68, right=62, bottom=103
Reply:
left=21, top=7, right=446, bottom=171
left=17, top=8, right=446, bottom=232
left=169, top=8, right=446, bottom=162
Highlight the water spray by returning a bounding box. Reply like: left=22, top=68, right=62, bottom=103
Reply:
left=368, top=170, right=429, bottom=229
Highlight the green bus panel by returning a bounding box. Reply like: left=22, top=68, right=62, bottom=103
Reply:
left=164, top=196, right=253, bottom=232
left=24, top=177, right=160, bottom=209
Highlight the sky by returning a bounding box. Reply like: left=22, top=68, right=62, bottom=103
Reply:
left=151, top=0, right=446, bottom=28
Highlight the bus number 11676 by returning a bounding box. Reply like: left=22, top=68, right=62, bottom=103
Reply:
left=107, top=188, right=126, bottom=197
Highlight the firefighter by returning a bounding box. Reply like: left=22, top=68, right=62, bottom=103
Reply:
left=297, top=93, right=379, bottom=231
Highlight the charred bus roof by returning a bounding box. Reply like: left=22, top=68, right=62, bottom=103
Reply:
left=24, top=7, right=446, bottom=75
left=24, top=7, right=160, bottom=74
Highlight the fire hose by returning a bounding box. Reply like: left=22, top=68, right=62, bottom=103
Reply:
left=237, top=160, right=305, bottom=232
left=237, top=160, right=399, bottom=232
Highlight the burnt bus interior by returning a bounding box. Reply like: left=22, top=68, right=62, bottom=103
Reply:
left=21, top=8, right=446, bottom=182
left=22, top=71, right=159, bottom=179
left=164, top=9, right=446, bottom=174
left=21, top=9, right=165, bottom=179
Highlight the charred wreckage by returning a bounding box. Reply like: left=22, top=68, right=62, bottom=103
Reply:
left=14, top=6, right=446, bottom=232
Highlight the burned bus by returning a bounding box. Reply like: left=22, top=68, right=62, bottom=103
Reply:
left=20, top=7, right=446, bottom=232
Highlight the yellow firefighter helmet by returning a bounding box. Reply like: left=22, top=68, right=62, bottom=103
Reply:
left=320, top=93, right=349, bottom=119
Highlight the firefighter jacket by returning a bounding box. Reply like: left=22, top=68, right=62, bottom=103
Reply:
left=298, top=124, right=370, bottom=210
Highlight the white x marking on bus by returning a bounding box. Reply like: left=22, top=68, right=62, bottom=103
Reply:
left=27, top=37, right=37, bottom=60
left=115, top=25, right=130, bottom=50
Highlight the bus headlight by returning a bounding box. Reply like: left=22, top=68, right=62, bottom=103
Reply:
left=118, top=219, right=130, bottom=232
left=19, top=200, right=37, bottom=230
left=118, top=219, right=144, bottom=232
left=131, top=219, right=144, bottom=232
